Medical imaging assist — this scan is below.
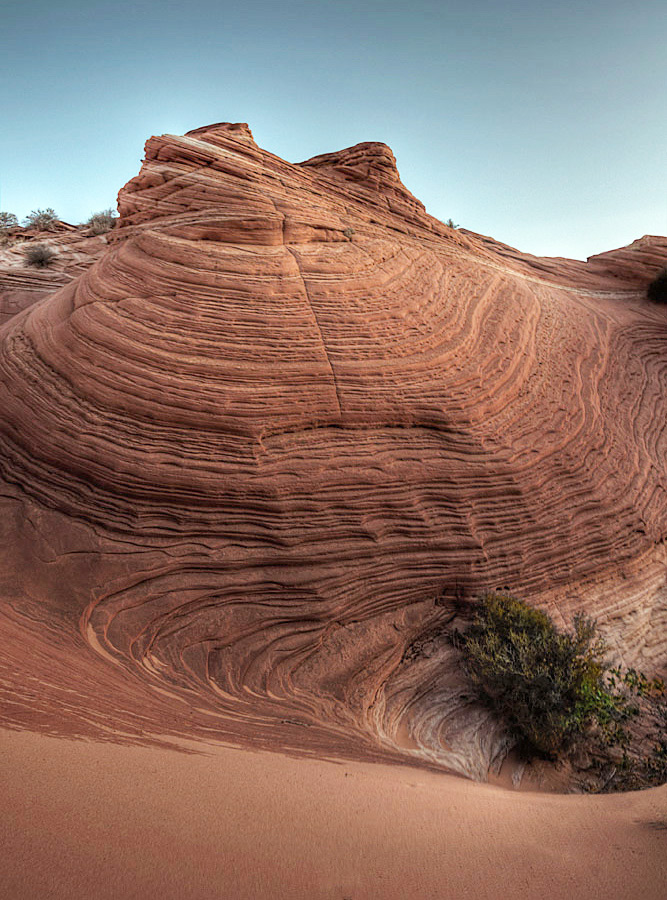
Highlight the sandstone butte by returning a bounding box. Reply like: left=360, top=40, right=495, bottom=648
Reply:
left=0, top=122, right=665, bottom=788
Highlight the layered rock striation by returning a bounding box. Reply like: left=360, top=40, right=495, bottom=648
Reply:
left=0, top=123, right=665, bottom=779
left=0, top=225, right=109, bottom=325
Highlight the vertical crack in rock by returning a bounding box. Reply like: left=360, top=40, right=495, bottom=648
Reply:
left=285, top=244, right=343, bottom=418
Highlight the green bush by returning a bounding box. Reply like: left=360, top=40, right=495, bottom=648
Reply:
left=23, top=208, right=58, bottom=231
left=85, top=208, right=117, bottom=235
left=0, top=211, right=18, bottom=233
left=24, top=243, right=57, bottom=268
left=647, top=268, right=667, bottom=304
left=456, top=592, right=629, bottom=758
left=605, top=667, right=666, bottom=789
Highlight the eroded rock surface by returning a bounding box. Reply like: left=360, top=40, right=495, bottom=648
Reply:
left=0, top=123, right=665, bottom=780
left=0, top=224, right=108, bottom=324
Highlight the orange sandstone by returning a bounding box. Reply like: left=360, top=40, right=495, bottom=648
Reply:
left=0, top=123, right=665, bottom=782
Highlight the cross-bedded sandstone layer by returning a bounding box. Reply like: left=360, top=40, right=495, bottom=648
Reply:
left=0, top=226, right=109, bottom=325
left=0, top=123, right=665, bottom=780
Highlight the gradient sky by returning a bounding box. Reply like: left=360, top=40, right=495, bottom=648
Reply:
left=1, top=0, right=665, bottom=259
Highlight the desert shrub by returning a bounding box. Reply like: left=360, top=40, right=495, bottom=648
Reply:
left=645, top=727, right=667, bottom=785
left=0, top=211, right=18, bottom=232
left=24, top=243, right=57, bottom=268
left=23, top=208, right=58, bottom=231
left=445, top=218, right=459, bottom=229
left=604, top=668, right=667, bottom=790
left=647, top=268, right=667, bottom=304
left=455, top=592, right=631, bottom=758
left=85, top=208, right=117, bottom=235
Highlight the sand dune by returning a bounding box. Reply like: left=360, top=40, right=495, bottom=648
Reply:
left=1, top=729, right=665, bottom=900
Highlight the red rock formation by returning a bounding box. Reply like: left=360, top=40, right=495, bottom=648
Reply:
left=0, top=123, right=665, bottom=780
left=0, top=227, right=108, bottom=324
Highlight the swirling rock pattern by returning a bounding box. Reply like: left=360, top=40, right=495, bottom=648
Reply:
left=0, top=227, right=108, bottom=324
left=0, top=123, right=665, bottom=780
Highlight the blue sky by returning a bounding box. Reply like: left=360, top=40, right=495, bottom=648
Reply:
left=1, top=0, right=665, bottom=259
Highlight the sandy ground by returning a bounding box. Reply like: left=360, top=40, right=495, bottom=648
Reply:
left=0, top=728, right=665, bottom=900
